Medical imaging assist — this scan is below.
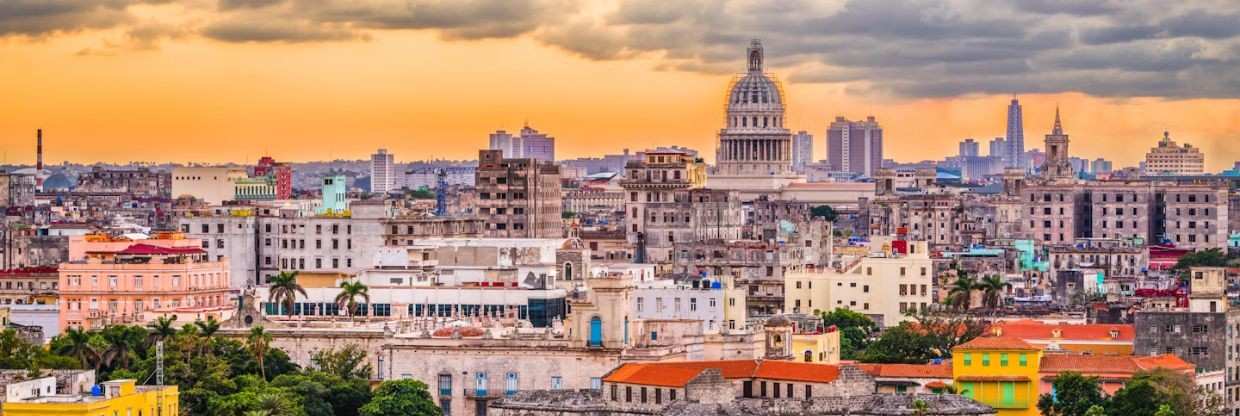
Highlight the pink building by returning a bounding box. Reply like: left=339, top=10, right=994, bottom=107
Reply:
left=59, top=234, right=234, bottom=330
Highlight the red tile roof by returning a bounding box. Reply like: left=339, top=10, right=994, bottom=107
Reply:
left=990, top=321, right=1135, bottom=342
left=602, top=360, right=844, bottom=388
left=117, top=244, right=205, bottom=256
left=954, top=336, right=1038, bottom=351
left=856, top=363, right=953, bottom=379
left=1039, top=354, right=1194, bottom=378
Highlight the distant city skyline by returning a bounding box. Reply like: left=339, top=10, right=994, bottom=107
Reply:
left=1, top=2, right=1238, bottom=170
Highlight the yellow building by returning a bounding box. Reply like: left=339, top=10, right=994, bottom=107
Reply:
left=951, top=337, right=1042, bottom=416
left=4, top=379, right=178, bottom=416
left=791, top=327, right=841, bottom=364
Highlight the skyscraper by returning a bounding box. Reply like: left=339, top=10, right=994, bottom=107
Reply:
left=791, top=131, right=813, bottom=172
left=370, top=148, right=396, bottom=193
left=958, top=138, right=980, bottom=158
left=988, top=137, right=1006, bottom=160
left=488, top=124, right=556, bottom=161
left=827, top=116, right=883, bottom=177
left=1005, top=98, right=1025, bottom=168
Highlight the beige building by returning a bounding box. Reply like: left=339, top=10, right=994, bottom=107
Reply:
left=171, top=166, right=247, bottom=204
left=476, top=149, right=563, bottom=238
left=1143, top=131, right=1204, bottom=176
left=784, top=238, right=933, bottom=328
left=621, top=149, right=740, bottom=263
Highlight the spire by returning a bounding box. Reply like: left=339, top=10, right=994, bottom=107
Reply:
left=1051, top=106, right=1063, bottom=135
left=747, top=39, right=763, bottom=73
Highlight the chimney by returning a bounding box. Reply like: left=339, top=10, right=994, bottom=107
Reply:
left=36, top=129, right=43, bottom=171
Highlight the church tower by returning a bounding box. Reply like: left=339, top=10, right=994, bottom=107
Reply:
left=1041, top=107, right=1074, bottom=180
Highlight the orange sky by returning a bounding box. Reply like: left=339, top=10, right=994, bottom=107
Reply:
left=2, top=20, right=1238, bottom=171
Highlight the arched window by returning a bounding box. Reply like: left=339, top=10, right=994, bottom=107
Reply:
left=564, top=262, right=573, bottom=280
left=506, top=372, right=519, bottom=396
left=804, top=350, right=813, bottom=362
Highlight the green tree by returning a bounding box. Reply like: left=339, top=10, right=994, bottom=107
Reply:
left=976, top=275, right=1008, bottom=310
left=1171, top=248, right=1230, bottom=272
left=148, top=316, right=178, bottom=344
left=267, top=271, right=307, bottom=318
left=810, top=205, right=838, bottom=221
left=1107, top=379, right=1164, bottom=416
left=1153, top=404, right=1174, bottom=416
left=1036, top=372, right=1105, bottom=416
left=335, top=281, right=371, bottom=320
left=859, top=324, right=933, bottom=363
left=55, top=327, right=96, bottom=369
left=359, top=379, right=440, bottom=416
left=408, top=187, right=435, bottom=199
left=820, top=308, right=878, bottom=360
left=1083, top=405, right=1106, bottom=416
left=248, top=326, right=273, bottom=380
left=946, top=276, right=978, bottom=310
left=312, top=344, right=373, bottom=380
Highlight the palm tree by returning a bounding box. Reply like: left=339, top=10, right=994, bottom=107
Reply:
left=148, top=316, right=177, bottom=345
left=177, top=324, right=200, bottom=363
left=248, top=326, right=272, bottom=380
left=99, top=326, right=133, bottom=370
left=946, top=276, right=978, bottom=311
left=977, top=275, right=1008, bottom=311
left=195, top=317, right=222, bottom=356
left=267, top=271, right=306, bottom=321
left=335, top=281, right=370, bottom=321
left=59, top=328, right=96, bottom=369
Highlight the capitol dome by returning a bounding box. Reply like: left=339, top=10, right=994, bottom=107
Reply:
left=724, top=39, right=786, bottom=129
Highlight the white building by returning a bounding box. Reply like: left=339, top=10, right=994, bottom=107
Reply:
left=1143, top=131, right=1204, bottom=176
left=370, top=148, right=397, bottom=193
left=631, top=281, right=725, bottom=334
left=171, top=166, right=247, bottom=204
left=792, top=131, right=814, bottom=173
left=783, top=238, right=933, bottom=328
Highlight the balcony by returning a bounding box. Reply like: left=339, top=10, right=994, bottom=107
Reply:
left=463, top=388, right=501, bottom=400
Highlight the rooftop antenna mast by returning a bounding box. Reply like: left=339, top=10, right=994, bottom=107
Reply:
left=156, top=340, right=164, bottom=415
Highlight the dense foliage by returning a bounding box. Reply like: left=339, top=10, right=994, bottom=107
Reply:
left=0, top=320, right=437, bottom=416
left=818, top=308, right=985, bottom=364
left=1038, top=369, right=1224, bottom=416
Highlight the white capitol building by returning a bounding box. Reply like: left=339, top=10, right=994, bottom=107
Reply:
left=706, top=39, right=872, bottom=208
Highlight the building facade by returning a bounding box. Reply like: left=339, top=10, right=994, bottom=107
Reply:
left=1144, top=131, right=1205, bottom=176
left=370, top=148, right=396, bottom=194
left=828, top=116, right=883, bottom=177
left=476, top=149, right=564, bottom=238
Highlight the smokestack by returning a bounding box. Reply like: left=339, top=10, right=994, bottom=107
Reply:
left=36, top=129, right=43, bottom=171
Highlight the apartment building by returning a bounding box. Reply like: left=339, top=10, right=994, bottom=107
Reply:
left=783, top=239, right=933, bottom=328
left=476, top=149, right=564, bottom=238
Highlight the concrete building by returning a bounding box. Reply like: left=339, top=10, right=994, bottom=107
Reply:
left=988, top=137, right=1006, bottom=161
left=170, top=166, right=246, bottom=204
left=58, top=233, right=233, bottom=330
left=1005, top=98, right=1025, bottom=169
left=959, top=138, right=980, bottom=158
left=490, top=125, right=556, bottom=161
left=318, top=174, right=349, bottom=215
left=370, top=148, right=396, bottom=194
left=74, top=166, right=170, bottom=198
left=1144, top=131, right=1205, bottom=176
left=3, top=379, right=178, bottom=416
left=784, top=239, right=933, bottom=328
left=1134, top=267, right=1236, bottom=402
left=476, top=149, right=563, bottom=238
left=253, top=156, right=293, bottom=199
left=828, top=116, right=883, bottom=177
left=0, top=266, right=58, bottom=305
left=620, top=149, right=730, bottom=263
left=792, top=131, right=814, bottom=173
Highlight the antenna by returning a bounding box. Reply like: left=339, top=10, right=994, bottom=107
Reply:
left=156, top=340, right=164, bottom=415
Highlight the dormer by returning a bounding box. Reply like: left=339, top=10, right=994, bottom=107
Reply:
left=1108, top=328, right=1119, bottom=339
left=1050, top=328, right=1062, bottom=338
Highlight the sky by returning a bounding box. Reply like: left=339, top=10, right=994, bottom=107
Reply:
left=1, top=0, right=1238, bottom=170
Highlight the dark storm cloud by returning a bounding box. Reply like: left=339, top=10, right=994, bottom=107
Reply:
left=6, top=0, right=1239, bottom=99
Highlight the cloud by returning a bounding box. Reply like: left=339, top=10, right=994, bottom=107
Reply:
left=6, top=0, right=1240, bottom=99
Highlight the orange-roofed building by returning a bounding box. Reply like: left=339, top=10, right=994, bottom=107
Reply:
left=856, top=362, right=954, bottom=394
left=1038, top=354, right=1194, bottom=395
left=601, top=360, right=874, bottom=410
left=952, top=336, right=1042, bottom=416
left=989, top=320, right=1134, bottom=355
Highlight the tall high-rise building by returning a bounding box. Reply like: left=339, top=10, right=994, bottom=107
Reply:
left=1143, top=131, right=1204, bottom=176
left=370, top=148, right=396, bottom=194
left=475, top=149, right=562, bottom=238
left=827, top=116, right=883, bottom=177
left=1005, top=98, right=1025, bottom=168
left=791, top=131, right=813, bottom=172
left=958, top=138, right=980, bottom=158
left=988, top=137, right=1006, bottom=159
left=254, top=156, right=293, bottom=199
left=1091, top=158, right=1113, bottom=175
left=517, top=125, right=556, bottom=161
left=488, top=124, right=556, bottom=161
left=1041, top=108, right=1074, bottom=180
left=488, top=130, right=521, bottom=158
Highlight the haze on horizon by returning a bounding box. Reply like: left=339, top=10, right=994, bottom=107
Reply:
left=1, top=0, right=1238, bottom=170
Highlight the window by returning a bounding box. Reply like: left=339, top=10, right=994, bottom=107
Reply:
left=1000, top=353, right=1009, bottom=367
left=963, top=353, right=972, bottom=366
left=981, top=353, right=990, bottom=366
left=505, top=372, right=518, bottom=396
left=551, top=376, right=563, bottom=390
left=1019, top=353, right=1028, bottom=366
